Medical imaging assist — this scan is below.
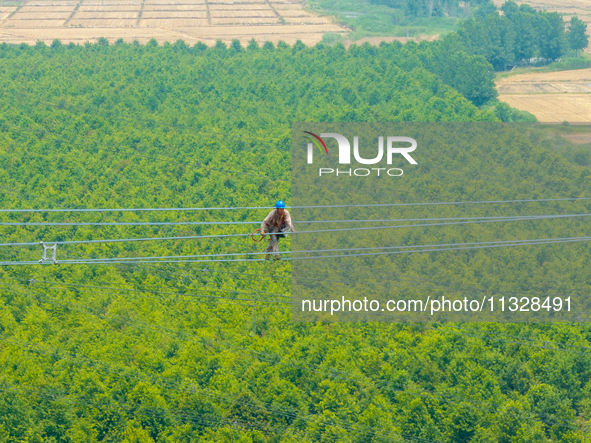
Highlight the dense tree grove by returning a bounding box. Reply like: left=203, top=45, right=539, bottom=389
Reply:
left=458, top=1, right=589, bottom=70
left=0, top=39, right=590, bottom=442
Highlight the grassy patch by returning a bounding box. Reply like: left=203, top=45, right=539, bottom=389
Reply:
left=306, top=0, right=461, bottom=39
left=495, top=55, right=591, bottom=81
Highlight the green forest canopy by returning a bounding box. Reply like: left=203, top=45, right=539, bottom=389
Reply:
left=0, top=40, right=590, bottom=442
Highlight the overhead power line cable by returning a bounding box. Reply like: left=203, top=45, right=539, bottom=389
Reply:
left=1, top=212, right=590, bottom=248
left=3, top=236, right=589, bottom=266
left=0, top=196, right=590, bottom=213
left=57, top=236, right=591, bottom=262
left=1, top=213, right=589, bottom=226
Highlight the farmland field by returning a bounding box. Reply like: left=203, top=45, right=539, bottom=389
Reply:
left=141, top=11, right=207, bottom=18
left=74, top=11, right=139, bottom=18
left=0, top=0, right=349, bottom=45
left=497, top=68, right=591, bottom=122
left=142, top=4, right=206, bottom=11
left=209, top=10, right=277, bottom=18
left=20, top=5, right=74, bottom=11
left=11, top=11, right=71, bottom=18
left=210, top=17, right=279, bottom=25
left=4, top=18, right=67, bottom=27
left=29, top=0, right=77, bottom=4
left=78, top=5, right=141, bottom=11
left=283, top=16, right=332, bottom=24
left=140, top=18, right=208, bottom=26
left=208, top=4, right=269, bottom=10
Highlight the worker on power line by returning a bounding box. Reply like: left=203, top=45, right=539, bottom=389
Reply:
left=260, top=201, right=296, bottom=261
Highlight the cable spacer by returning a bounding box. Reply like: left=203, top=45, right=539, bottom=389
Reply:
left=39, top=241, right=58, bottom=264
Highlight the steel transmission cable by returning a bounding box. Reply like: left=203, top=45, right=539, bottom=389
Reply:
left=4, top=235, right=589, bottom=266
left=1, top=212, right=590, bottom=248
left=1, top=213, right=589, bottom=226
left=6, top=238, right=590, bottom=267
left=0, top=237, right=591, bottom=266
left=0, top=196, right=590, bottom=213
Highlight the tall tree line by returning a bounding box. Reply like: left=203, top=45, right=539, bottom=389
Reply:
left=459, top=1, right=589, bottom=70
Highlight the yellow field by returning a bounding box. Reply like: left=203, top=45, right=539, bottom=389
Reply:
left=283, top=16, right=332, bottom=24
left=74, top=11, right=138, bottom=18
left=27, top=1, right=78, bottom=4
left=141, top=18, right=208, bottom=26
left=144, top=0, right=205, bottom=3
left=499, top=69, right=591, bottom=83
left=81, top=0, right=142, bottom=4
left=500, top=95, right=591, bottom=122
left=142, top=11, right=207, bottom=19
left=68, top=18, right=138, bottom=26
left=498, top=68, right=591, bottom=122
left=211, top=17, right=279, bottom=25
left=0, top=0, right=349, bottom=44
left=4, top=19, right=67, bottom=27
left=20, top=5, right=74, bottom=11
left=12, top=11, right=72, bottom=18
left=78, top=5, right=141, bottom=11
left=210, top=10, right=277, bottom=18
left=208, top=5, right=270, bottom=10
left=142, top=5, right=206, bottom=11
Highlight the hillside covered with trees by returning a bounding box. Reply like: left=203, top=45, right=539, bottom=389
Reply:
left=0, top=39, right=590, bottom=442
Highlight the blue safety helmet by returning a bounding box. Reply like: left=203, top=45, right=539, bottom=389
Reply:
left=275, top=200, right=286, bottom=209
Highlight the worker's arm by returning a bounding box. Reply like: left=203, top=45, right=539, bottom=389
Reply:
left=284, top=210, right=296, bottom=233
